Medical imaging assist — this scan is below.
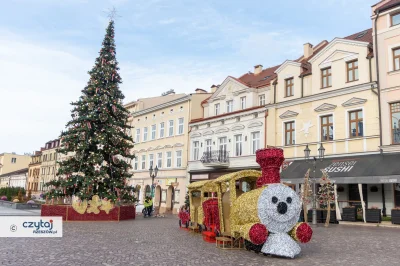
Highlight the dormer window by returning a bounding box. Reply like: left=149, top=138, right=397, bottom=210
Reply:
left=226, top=101, right=233, bottom=113
left=240, top=97, right=246, bottom=110
left=321, top=67, right=332, bottom=88
left=391, top=12, right=400, bottom=27
left=285, top=78, right=294, bottom=97
left=215, top=103, right=220, bottom=115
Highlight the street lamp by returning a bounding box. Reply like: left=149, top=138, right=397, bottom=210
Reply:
left=304, top=143, right=325, bottom=225
left=149, top=165, right=158, bottom=197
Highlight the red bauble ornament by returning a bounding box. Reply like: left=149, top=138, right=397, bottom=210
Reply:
left=249, top=223, right=268, bottom=245
left=296, top=223, right=313, bottom=243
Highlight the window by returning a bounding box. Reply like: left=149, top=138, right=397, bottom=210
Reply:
left=159, top=122, right=165, bottom=138
left=11, top=158, right=16, bottom=163
left=215, top=103, right=220, bottom=115
left=391, top=12, right=400, bottom=26
left=205, top=139, right=212, bottom=154
left=193, top=141, right=199, bottom=160
left=285, top=78, right=294, bottom=97
left=178, top=118, right=184, bottom=135
left=176, top=151, right=182, bottom=167
left=219, top=137, right=227, bottom=152
left=349, top=110, right=363, bottom=137
left=168, top=120, right=174, bottom=136
left=234, top=135, right=243, bottom=156
left=321, top=67, right=332, bottom=88
left=259, top=95, right=265, bottom=106
left=143, top=127, right=148, bottom=141
left=240, top=97, right=246, bottom=109
left=49, top=153, right=52, bottom=161
left=226, top=101, right=233, bottom=113
left=134, top=157, right=138, bottom=170
left=284, top=122, right=295, bottom=145
left=157, top=152, right=162, bottom=168
left=321, top=115, right=334, bottom=141
left=394, top=47, right=400, bottom=71
left=151, top=125, right=156, bottom=140
left=149, top=154, right=154, bottom=167
left=346, top=60, right=358, bottom=82
left=42, top=168, right=45, bottom=175
left=141, top=155, right=146, bottom=170
left=166, top=151, right=172, bottom=168
left=391, top=102, right=400, bottom=144
left=52, top=167, right=55, bottom=174
left=251, top=132, right=260, bottom=154
left=136, top=129, right=140, bottom=143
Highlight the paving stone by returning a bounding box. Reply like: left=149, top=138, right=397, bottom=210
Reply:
left=0, top=216, right=399, bottom=265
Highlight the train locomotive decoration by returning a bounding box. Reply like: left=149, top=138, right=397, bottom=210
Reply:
left=179, top=148, right=312, bottom=258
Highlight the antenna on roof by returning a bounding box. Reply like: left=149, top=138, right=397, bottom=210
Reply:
left=162, top=89, right=175, bottom=96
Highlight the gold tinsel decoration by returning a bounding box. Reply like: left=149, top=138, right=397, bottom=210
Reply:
left=87, top=195, right=102, bottom=214
left=100, top=199, right=114, bottom=214
left=72, top=197, right=88, bottom=214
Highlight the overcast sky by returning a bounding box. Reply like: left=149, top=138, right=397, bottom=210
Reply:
left=0, top=0, right=378, bottom=154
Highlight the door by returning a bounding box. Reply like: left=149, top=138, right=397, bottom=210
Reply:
left=218, top=137, right=227, bottom=161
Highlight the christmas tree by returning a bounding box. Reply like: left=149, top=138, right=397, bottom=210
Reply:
left=317, top=170, right=335, bottom=227
left=45, top=19, right=136, bottom=205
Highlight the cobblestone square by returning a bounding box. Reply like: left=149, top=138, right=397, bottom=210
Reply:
left=0, top=216, right=399, bottom=266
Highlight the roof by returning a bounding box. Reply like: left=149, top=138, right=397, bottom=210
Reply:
left=376, top=0, right=400, bottom=12
left=212, top=170, right=261, bottom=184
left=187, top=180, right=211, bottom=190
left=0, top=168, right=29, bottom=177
left=190, top=105, right=265, bottom=124
left=238, top=65, right=281, bottom=88
left=343, top=28, right=373, bottom=44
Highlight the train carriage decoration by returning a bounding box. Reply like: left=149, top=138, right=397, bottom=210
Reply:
left=181, top=148, right=313, bottom=259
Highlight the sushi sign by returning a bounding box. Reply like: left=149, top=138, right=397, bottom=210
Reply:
left=324, top=160, right=357, bottom=173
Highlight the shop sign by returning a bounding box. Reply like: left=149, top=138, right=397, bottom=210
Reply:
left=379, top=179, right=398, bottom=183
left=325, top=160, right=357, bottom=173
left=192, top=174, right=208, bottom=180
left=166, top=178, right=177, bottom=186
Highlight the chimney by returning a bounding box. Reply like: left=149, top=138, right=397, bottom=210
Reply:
left=303, top=43, right=313, bottom=58
left=254, top=64, right=263, bottom=75
left=210, top=84, right=219, bottom=93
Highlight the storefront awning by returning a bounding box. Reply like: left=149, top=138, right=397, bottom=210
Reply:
left=281, top=153, right=400, bottom=184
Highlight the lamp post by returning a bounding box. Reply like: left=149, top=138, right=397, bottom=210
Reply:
left=148, top=165, right=158, bottom=198
left=304, top=143, right=325, bottom=225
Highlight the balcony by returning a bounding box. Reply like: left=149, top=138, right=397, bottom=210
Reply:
left=200, top=150, right=229, bottom=167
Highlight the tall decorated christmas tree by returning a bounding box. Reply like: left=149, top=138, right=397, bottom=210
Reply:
left=45, top=19, right=136, bottom=207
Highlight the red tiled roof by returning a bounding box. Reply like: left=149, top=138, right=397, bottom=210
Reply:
left=343, top=28, right=373, bottom=44
left=376, top=0, right=400, bottom=12
left=190, top=106, right=265, bottom=124
left=237, top=65, right=280, bottom=88
left=201, top=96, right=211, bottom=106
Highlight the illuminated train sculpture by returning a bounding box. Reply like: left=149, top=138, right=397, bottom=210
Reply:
left=182, top=148, right=312, bottom=258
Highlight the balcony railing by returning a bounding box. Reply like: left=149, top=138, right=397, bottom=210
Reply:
left=200, top=150, right=229, bottom=167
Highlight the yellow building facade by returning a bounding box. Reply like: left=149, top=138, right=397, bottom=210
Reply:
left=129, top=91, right=210, bottom=214
left=0, top=153, right=31, bottom=177
left=38, top=139, right=60, bottom=191
left=27, top=151, right=42, bottom=196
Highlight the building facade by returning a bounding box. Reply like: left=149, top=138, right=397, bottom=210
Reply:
left=188, top=75, right=271, bottom=182
left=129, top=90, right=210, bottom=214
left=0, top=168, right=28, bottom=189
left=0, top=153, right=31, bottom=176
left=27, top=151, right=42, bottom=196
left=372, top=0, right=400, bottom=209
left=38, top=139, right=60, bottom=191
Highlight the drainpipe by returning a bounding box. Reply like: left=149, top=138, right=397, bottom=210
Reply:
left=374, top=9, right=386, bottom=216
left=369, top=57, right=378, bottom=96
left=301, top=75, right=304, bottom=98
left=273, top=83, right=277, bottom=104
left=264, top=109, right=268, bottom=148
left=374, top=10, right=383, bottom=155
